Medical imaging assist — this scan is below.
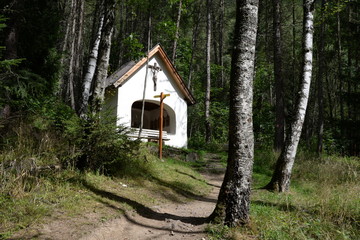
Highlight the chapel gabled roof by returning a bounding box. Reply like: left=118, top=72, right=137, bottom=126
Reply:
left=106, top=44, right=196, bottom=105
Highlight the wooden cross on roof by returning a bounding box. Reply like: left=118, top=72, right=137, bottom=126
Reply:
left=148, top=62, right=162, bottom=91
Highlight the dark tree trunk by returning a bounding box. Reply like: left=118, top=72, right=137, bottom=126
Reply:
left=211, top=0, right=259, bottom=226
left=59, top=0, right=84, bottom=111
left=187, top=6, right=201, bottom=89
left=3, top=0, right=22, bottom=60
left=292, top=0, right=297, bottom=105
left=219, top=0, right=225, bottom=88
left=337, top=1, right=344, bottom=140
left=273, top=0, right=285, bottom=152
left=317, top=0, right=326, bottom=155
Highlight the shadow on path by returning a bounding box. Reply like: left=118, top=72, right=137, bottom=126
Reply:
left=82, top=181, right=210, bottom=227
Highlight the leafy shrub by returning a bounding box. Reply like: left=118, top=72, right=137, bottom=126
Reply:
left=0, top=98, right=148, bottom=196
left=65, top=111, right=142, bottom=175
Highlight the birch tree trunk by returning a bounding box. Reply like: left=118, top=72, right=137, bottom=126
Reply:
left=172, top=0, right=182, bottom=63
left=273, top=0, right=285, bottom=152
left=211, top=0, right=258, bottom=226
left=91, top=0, right=116, bottom=112
left=205, top=0, right=212, bottom=143
left=265, top=0, right=315, bottom=192
left=79, top=3, right=104, bottom=117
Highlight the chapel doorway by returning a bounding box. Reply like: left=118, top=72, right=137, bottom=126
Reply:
left=131, top=101, right=175, bottom=134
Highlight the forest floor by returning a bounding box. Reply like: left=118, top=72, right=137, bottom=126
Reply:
left=9, top=153, right=225, bottom=240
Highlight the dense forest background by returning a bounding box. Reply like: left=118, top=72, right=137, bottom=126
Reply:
left=1, top=0, right=360, bottom=237
left=0, top=0, right=359, bottom=156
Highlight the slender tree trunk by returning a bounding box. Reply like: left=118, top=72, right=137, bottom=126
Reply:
left=73, top=0, right=84, bottom=110
left=211, top=7, right=219, bottom=67
left=292, top=0, right=297, bottom=104
left=325, top=71, right=334, bottom=119
left=273, top=0, right=285, bottom=152
left=212, top=0, right=259, bottom=226
left=172, top=0, right=182, bottom=63
left=337, top=1, right=344, bottom=139
left=265, top=0, right=315, bottom=192
left=79, top=4, right=104, bottom=117
left=205, top=0, right=212, bottom=143
left=117, top=0, right=126, bottom=67
left=219, top=0, right=225, bottom=88
left=4, top=0, right=21, bottom=60
left=59, top=0, right=84, bottom=111
left=187, top=5, right=201, bottom=89
left=317, top=0, right=326, bottom=155
left=92, top=0, right=116, bottom=111
left=347, top=50, right=351, bottom=120
left=139, top=12, right=152, bottom=137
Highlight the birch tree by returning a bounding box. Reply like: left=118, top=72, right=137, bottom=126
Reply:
left=205, top=0, right=212, bottom=143
left=265, top=0, right=315, bottom=192
left=91, top=0, right=116, bottom=112
left=79, top=1, right=104, bottom=117
left=211, top=0, right=259, bottom=226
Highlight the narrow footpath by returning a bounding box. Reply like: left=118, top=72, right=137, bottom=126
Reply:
left=80, top=153, right=225, bottom=240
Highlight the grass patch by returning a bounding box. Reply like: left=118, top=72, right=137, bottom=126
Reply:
left=207, top=151, right=360, bottom=240
left=0, top=147, right=211, bottom=238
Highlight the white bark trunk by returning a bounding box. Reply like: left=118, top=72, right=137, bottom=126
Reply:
left=80, top=15, right=104, bottom=116
left=284, top=0, right=314, bottom=173
left=266, top=0, right=315, bottom=192
left=93, top=28, right=113, bottom=105
left=205, top=0, right=212, bottom=143
left=92, top=0, right=116, bottom=110
left=210, top=0, right=259, bottom=226
left=224, top=0, right=258, bottom=226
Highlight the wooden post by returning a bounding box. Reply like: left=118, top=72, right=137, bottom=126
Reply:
left=154, top=92, right=170, bottom=160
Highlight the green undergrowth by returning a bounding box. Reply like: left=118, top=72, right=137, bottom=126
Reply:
left=0, top=148, right=210, bottom=239
left=208, top=149, right=360, bottom=240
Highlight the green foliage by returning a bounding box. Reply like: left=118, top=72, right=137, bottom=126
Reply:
left=253, top=58, right=275, bottom=148
left=156, top=20, right=177, bottom=40
left=66, top=112, right=142, bottom=175
left=122, top=33, right=145, bottom=61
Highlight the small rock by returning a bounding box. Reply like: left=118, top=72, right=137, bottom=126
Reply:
left=119, top=182, right=128, bottom=187
left=170, top=230, right=175, bottom=236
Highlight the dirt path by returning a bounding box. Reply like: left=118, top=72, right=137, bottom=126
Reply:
left=10, top=153, right=224, bottom=240
left=80, top=153, right=224, bottom=240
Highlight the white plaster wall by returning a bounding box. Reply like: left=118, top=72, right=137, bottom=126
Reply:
left=115, top=55, right=188, bottom=148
